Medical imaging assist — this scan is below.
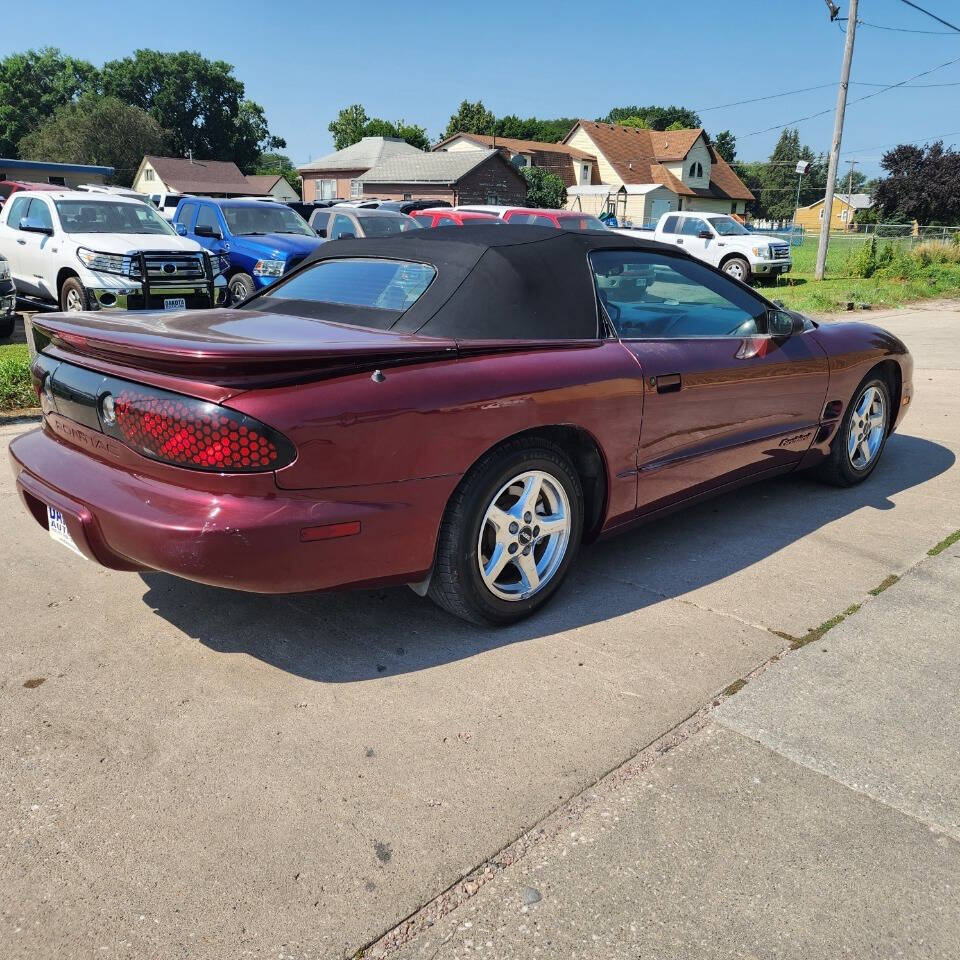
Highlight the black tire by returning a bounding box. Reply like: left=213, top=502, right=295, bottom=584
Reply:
left=721, top=256, right=751, bottom=284
left=816, top=374, right=891, bottom=487
left=228, top=273, right=256, bottom=304
left=60, top=277, right=90, bottom=313
left=428, top=438, right=584, bottom=626
left=0, top=312, right=14, bottom=339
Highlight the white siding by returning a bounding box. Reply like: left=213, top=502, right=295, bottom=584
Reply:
left=444, top=137, right=485, bottom=153
left=678, top=137, right=712, bottom=189
left=132, top=161, right=169, bottom=194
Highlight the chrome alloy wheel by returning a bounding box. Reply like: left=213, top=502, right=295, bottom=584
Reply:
left=65, top=288, right=85, bottom=311
left=723, top=260, right=746, bottom=280
left=847, top=385, right=887, bottom=470
left=477, top=470, right=571, bottom=601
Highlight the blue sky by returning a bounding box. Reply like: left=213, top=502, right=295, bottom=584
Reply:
left=5, top=0, right=960, bottom=176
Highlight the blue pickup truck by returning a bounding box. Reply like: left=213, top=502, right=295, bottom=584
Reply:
left=172, top=198, right=324, bottom=303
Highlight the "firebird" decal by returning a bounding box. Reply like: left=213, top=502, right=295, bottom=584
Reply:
left=778, top=431, right=813, bottom=447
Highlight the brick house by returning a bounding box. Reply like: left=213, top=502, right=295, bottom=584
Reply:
left=432, top=133, right=598, bottom=188
left=562, top=121, right=754, bottom=225
left=356, top=149, right=527, bottom=206
left=297, top=137, right=424, bottom=202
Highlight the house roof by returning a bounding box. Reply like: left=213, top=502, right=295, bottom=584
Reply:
left=0, top=157, right=115, bottom=176
left=298, top=136, right=423, bottom=173
left=142, top=155, right=261, bottom=195
left=802, top=192, right=873, bottom=210
left=357, top=149, right=522, bottom=186
left=244, top=174, right=285, bottom=192
left=563, top=121, right=754, bottom=202
left=434, top=132, right=596, bottom=162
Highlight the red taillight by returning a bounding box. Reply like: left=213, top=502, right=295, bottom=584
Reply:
left=104, top=385, right=294, bottom=473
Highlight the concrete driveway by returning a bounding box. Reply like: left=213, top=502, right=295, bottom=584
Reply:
left=2, top=304, right=959, bottom=959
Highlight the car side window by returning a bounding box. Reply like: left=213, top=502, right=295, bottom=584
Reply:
left=330, top=213, right=357, bottom=239
left=27, top=199, right=54, bottom=231
left=436, top=216, right=456, bottom=226
left=590, top=250, right=766, bottom=340
left=176, top=202, right=198, bottom=227
left=195, top=205, right=222, bottom=237
left=310, top=210, right=331, bottom=234
left=661, top=215, right=679, bottom=234
left=5, top=195, right=30, bottom=227
left=679, top=217, right=709, bottom=237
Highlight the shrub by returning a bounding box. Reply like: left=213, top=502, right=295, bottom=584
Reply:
left=912, top=240, right=960, bottom=265
left=851, top=235, right=877, bottom=278
left=0, top=344, right=35, bottom=411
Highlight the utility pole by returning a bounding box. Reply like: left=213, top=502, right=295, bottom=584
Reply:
left=815, top=0, right=858, bottom=280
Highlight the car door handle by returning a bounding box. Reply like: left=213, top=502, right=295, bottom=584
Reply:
left=675, top=239, right=684, bottom=245
left=654, top=373, right=682, bottom=394
left=17, top=239, right=26, bottom=245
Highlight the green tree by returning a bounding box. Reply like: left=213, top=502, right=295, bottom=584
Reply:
left=522, top=167, right=566, bottom=208
left=0, top=47, right=98, bottom=157
left=255, top=152, right=301, bottom=193
left=492, top=115, right=575, bottom=142
left=713, top=130, right=737, bottom=163
left=444, top=99, right=496, bottom=138
left=19, top=95, right=168, bottom=186
left=603, top=104, right=701, bottom=130
left=98, top=50, right=283, bottom=171
left=328, top=104, right=371, bottom=150
left=751, top=128, right=826, bottom=221
left=665, top=121, right=685, bottom=131
left=619, top=115, right=651, bottom=129
left=328, top=105, right=429, bottom=151
left=874, top=142, right=960, bottom=224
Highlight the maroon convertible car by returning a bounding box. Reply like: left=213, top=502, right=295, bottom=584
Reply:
left=10, top=225, right=913, bottom=624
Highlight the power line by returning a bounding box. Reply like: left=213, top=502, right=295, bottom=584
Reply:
left=899, top=0, right=960, bottom=34
left=858, top=17, right=959, bottom=34
left=737, top=49, right=960, bottom=139
left=841, top=129, right=960, bottom=155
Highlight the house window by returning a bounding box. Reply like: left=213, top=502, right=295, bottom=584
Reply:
left=144, top=168, right=155, bottom=182
left=840, top=209, right=848, bottom=222
left=688, top=162, right=703, bottom=179
left=350, top=179, right=362, bottom=198
left=819, top=209, right=824, bottom=221
left=403, top=193, right=412, bottom=201
left=47, top=176, right=66, bottom=186
left=581, top=163, right=591, bottom=183
left=318, top=178, right=336, bottom=200
left=486, top=194, right=501, bottom=205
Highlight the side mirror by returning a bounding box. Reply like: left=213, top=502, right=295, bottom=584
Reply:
left=174, top=222, right=187, bottom=236
left=19, top=217, right=53, bottom=235
left=698, top=229, right=713, bottom=240
left=314, top=227, right=327, bottom=238
left=767, top=309, right=801, bottom=337
left=194, top=223, right=221, bottom=239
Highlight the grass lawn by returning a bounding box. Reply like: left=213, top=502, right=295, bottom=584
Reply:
left=0, top=342, right=34, bottom=412
left=767, top=235, right=960, bottom=314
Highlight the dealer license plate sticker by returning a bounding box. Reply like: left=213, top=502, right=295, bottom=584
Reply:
left=47, top=506, right=85, bottom=558
left=164, top=297, right=187, bottom=311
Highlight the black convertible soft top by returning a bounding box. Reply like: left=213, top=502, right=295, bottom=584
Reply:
left=278, top=224, right=662, bottom=341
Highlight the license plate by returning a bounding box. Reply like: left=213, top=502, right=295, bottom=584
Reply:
left=163, top=297, right=187, bottom=311
left=47, top=506, right=85, bottom=558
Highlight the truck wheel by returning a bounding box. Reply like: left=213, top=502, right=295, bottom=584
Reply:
left=427, top=437, right=583, bottom=626
left=60, top=278, right=90, bottom=312
left=722, top=256, right=751, bottom=284
left=0, top=313, right=14, bottom=339
left=228, top=273, right=256, bottom=304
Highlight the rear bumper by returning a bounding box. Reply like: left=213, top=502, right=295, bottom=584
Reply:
left=9, top=426, right=456, bottom=593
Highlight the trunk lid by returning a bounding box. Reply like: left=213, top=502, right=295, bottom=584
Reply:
left=32, top=307, right=458, bottom=387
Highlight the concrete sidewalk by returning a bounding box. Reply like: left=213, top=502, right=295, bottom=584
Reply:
left=390, top=539, right=960, bottom=960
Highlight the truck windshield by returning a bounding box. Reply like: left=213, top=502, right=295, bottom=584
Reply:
left=709, top=216, right=750, bottom=236
left=222, top=204, right=314, bottom=237
left=55, top=200, right=176, bottom=235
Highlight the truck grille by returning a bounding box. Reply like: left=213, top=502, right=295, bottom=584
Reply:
left=771, top=244, right=790, bottom=260
left=141, top=251, right=208, bottom=285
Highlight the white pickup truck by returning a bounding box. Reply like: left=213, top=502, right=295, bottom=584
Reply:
left=0, top=190, right=227, bottom=313
left=616, top=211, right=791, bottom=284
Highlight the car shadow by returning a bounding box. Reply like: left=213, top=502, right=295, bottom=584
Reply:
left=139, top=433, right=954, bottom=683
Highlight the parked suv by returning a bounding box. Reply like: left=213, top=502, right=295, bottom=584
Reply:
left=174, top=197, right=323, bottom=302
left=0, top=253, right=16, bottom=339
left=0, top=190, right=228, bottom=312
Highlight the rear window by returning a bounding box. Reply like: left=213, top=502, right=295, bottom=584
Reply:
left=257, top=258, right=435, bottom=312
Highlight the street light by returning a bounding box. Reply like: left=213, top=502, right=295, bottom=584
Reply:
left=791, top=160, right=811, bottom=244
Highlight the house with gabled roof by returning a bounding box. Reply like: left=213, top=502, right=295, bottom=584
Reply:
left=132, top=156, right=265, bottom=198
left=433, top=132, right=598, bottom=188
left=356, top=149, right=526, bottom=206
left=562, top=120, right=754, bottom=225
left=297, top=136, right=425, bottom=201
